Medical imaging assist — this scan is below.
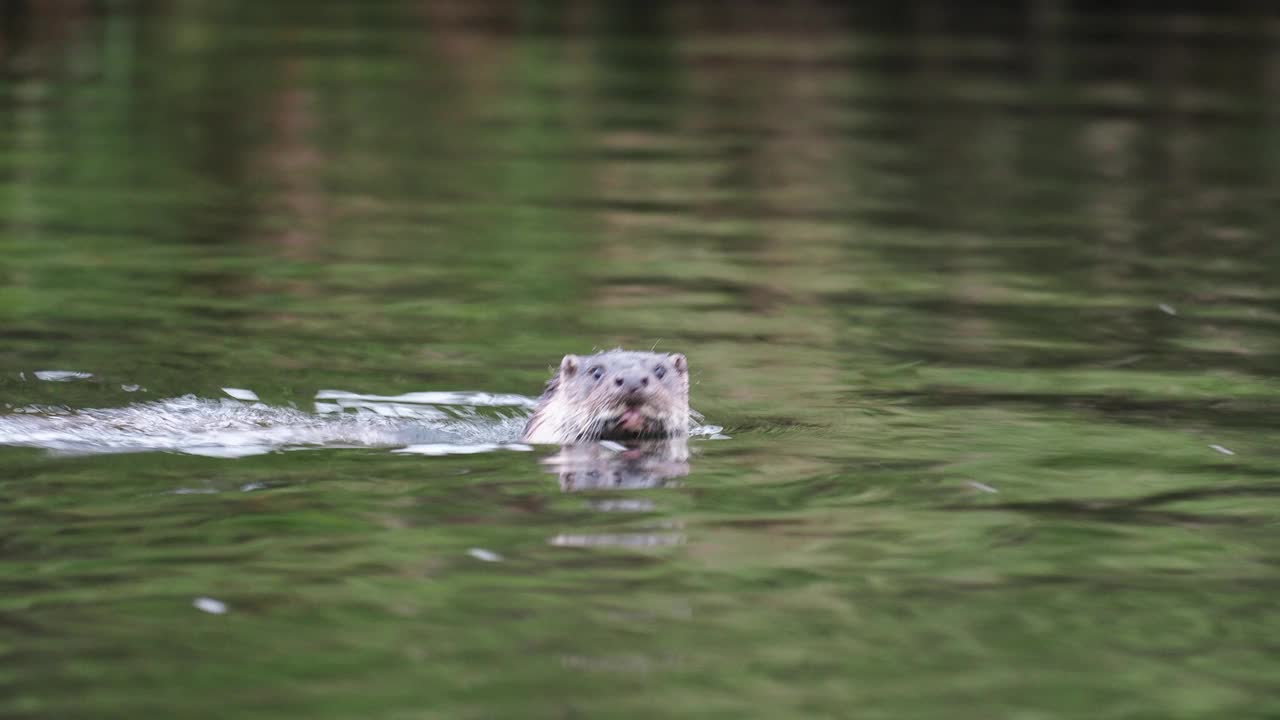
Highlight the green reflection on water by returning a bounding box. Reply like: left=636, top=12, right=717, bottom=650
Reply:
left=3, top=1, right=1280, bottom=718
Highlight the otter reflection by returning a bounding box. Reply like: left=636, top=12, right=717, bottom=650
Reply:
left=542, top=437, right=689, bottom=492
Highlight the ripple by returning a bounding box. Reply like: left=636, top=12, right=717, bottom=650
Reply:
left=0, top=392, right=527, bottom=458
left=0, top=384, right=718, bottom=459
left=32, top=370, right=94, bottom=382
left=314, top=389, right=539, bottom=408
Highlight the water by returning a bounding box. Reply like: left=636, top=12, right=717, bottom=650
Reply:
left=3, top=2, right=1280, bottom=717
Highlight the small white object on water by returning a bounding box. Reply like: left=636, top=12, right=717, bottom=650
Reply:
left=467, top=548, right=503, bottom=562
left=1158, top=303, right=1177, bottom=316
left=967, top=481, right=999, bottom=494
left=34, top=370, right=94, bottom=382
left=222, top=387, right=260, bottom=402
left=193, top=597, right=228, bottom=615
left=1209, top=444, right=1235, bottom=456
left=121, top=384, right=143, bottom=393
left=241, top=482, right=269, bottom=492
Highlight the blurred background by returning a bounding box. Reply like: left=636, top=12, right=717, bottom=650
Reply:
left=3, top=1, right=1279, bottom=718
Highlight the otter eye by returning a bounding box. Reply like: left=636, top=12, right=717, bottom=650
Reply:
left=590, top=366, right=604, bottom=381
left=653, top=365, right=666, bottom=379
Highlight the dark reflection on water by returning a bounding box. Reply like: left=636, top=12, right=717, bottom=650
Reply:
left=950, top=482, right=1280, bottom=527
left=3, top=1, right=1280, bottom=718
left=545, top=439, right=691, bottom=492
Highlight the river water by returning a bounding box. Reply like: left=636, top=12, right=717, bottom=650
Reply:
left=3, top=2, right=1279, bottom=718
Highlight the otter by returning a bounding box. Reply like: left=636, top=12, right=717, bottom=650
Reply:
left=521, top=350, right=689, bottom=444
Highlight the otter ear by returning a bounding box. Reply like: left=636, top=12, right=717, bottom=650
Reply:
left=669, top=353, right=687, bottom=374
left=560, top=354, right=581, bottom=377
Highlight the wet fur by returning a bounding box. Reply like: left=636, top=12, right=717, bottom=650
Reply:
left=521, top=350, right=690, bottom=444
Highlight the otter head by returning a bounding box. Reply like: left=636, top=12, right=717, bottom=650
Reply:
left=555, top=350, right=689, bottom=442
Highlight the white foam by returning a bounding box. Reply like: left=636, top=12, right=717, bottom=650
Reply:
left=193, top=597, right=228, bottom=615
left=222, top=388, right=260, bottom=401
left=34, top=371, right=94, bottom=382
left=315, top=389, right=538, bottom=408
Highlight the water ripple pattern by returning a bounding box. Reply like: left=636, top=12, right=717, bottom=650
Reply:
left=0, top=390, right=535, bottom=457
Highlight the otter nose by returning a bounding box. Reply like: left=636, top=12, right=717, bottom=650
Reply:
left=613, top=375, right=650, bottom=393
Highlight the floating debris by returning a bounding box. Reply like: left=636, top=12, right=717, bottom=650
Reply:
left=222, top=388, right=260, bottom=402
left=966, top=481, right=999, bottom=494
left=1209, top=444, right=1235, bottom=456
left=1157, top=303, right=1178, bottom=316
left=467, top=548, right=503, bottom=562
left=121, top=384, right=144, bottom=393
left=193, top=597, right=228, bottom=615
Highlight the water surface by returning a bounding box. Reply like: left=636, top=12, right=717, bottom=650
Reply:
left=3, top=2, right=1280, bottom=718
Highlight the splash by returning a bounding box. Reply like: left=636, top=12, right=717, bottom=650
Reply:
left=0, top=389, right=534, bottom=458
